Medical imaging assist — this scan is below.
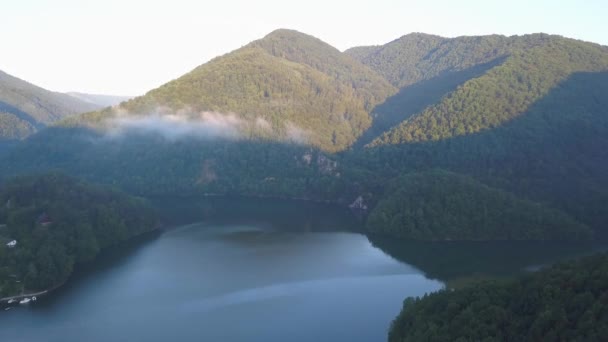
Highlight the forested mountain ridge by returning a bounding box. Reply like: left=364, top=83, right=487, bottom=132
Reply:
left=3, top=30, right=608, bottom=242
left=345, top=34, right=608, bottom=146
left=352, top=70, right=608, bottom=238
left=346, top=33, right=604, bottom=89
left=369, top=37, right=608, bottom=146
left=69, top=29, right=396, bottom=152
left=345, top=32, right=449, bottom=88
left=0, top=70, right=100, bottom=140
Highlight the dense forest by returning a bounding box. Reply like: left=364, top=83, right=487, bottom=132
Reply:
left=0, top=128, right=352, bottom=200
left=1, top=30, right=608, bottom=243
left=67, top=29, right=395, bottom=152
left=366, top=37, right=608, bottom=145
left=365, top=170, right=591, bottom=241
left=389, top=253, right=608, bottom=341
left=0, top=173, right=158, bottom=297
left=0, top=70, right=100, bottom=140
left=347, top=69, right=608, bottom=237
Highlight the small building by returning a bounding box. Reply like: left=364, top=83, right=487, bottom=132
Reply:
left=6, top=240, right=17, bottom=248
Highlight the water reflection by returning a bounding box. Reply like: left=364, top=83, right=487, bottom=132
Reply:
left=368, top=234, right=608, bottom=286
left=150, top=196, right=363, bottom=231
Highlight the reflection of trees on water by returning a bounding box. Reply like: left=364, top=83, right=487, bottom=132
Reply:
left=151, top=196, right=363, bottom=232
left=367, top=234, right=607, bottom=283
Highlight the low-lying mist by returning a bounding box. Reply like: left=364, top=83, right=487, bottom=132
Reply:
left=102, top=108, right=311, bottom=144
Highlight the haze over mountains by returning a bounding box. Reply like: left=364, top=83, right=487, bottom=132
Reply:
left=66, top=92, right=132, bottom=108
left=2, top=28, right=608, bottom=242
left=0, top=70, right=135, bottom=141
left=0, top=70, right=102, bottom=140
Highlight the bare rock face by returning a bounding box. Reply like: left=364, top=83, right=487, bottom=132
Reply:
left=349, top=195, right=368, bottom=210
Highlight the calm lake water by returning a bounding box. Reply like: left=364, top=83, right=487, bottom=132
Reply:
left=0, top=197, right=604, bottom=341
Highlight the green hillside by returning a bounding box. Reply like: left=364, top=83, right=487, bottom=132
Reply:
left=345, top=34, right=608, bottom=146
left=366, top=170, right=590, bottom=241
left=345, top=33, right=448, bottom=88
left=342, top=33, right=608, bottom=237
left=345, top=33, right=575, bottom=89
left=3, top=30, right=608, bottom=241
left=370, top=37, right=608, bottom=145
left=74, top=29, right=396, bottom=152
left=0, top=173, right=157, bottom=297
left=389, top=253, right=608, bottom=341
left=346, top=70, right=608, bottom=235
left=0, top=70, right=100, bottom=140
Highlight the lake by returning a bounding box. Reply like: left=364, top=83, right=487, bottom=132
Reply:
left=0, top=197, right=603, bottom=341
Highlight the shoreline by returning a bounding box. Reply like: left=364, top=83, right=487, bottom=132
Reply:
left=149, top=192, right=344, bottom=206
left=1, top=196, right=359, bottom=305
left=1, top=289, right=51, bottom=303
left=1, top=227, right=162, bottom=306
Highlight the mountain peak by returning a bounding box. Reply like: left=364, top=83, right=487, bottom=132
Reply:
left=253, top=28, right=339, bottom=55
left=263, top=28, right=311, bottom=39
left=78, top=28, right=395, bottom=152
left=396, top=32, right=445, bottom=42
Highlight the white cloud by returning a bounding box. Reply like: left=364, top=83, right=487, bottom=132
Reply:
left=103, top=109, right=310, bottom=144
left=106, top=111, right=245, bottom=141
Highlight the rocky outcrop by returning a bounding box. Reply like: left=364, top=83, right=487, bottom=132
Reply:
left=349, top=195, right=368, bottom=210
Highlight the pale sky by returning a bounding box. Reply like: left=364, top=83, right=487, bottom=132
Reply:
left=1, top=0, right=606, bottom=96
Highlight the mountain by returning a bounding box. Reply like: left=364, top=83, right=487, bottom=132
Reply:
left=3, top=30, right=608, bottom=241
left=346, top=34, right=608, bottom=146
left=345, top=33, right=448, bottom=88
left=389, top=253, right=608, bottom=341
left=0, top=70, right=100, bottom=140
left=72, top=29, right=396, bottom=152
left=342, top=34, right=608, bottom=238
left=66, top=92, right=132, bottom=107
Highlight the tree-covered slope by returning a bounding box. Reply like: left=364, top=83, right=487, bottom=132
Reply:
left=345, top=33, right=448, bottom=88
left=3, top=31, right=608, bottom=242
left=354, top=58, right=504, bottom=147
left=389, top=253, right=608, bottom=341
left=359, top=35, right=608, bottom=146
left=346, top=33, right=575, bottom=89
left=72, top=29, right=396, bottom=152
left=0, top=127, right=351, bottom=202
left=347, top=70, right=608, bottom=236
left=0, top=173, right=158, bottom=297
left=0, top=70, right=100, bottom=140
left=366, top=170, right=590, bottom=241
